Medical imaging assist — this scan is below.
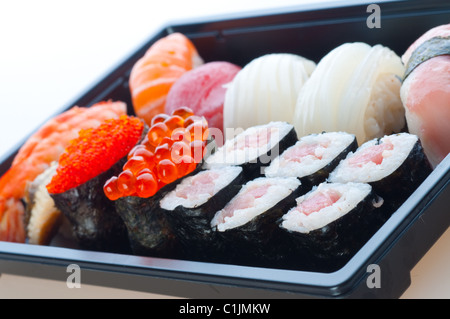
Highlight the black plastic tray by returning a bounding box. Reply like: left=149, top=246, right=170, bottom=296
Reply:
left=0, top=0, right=449, bottom=299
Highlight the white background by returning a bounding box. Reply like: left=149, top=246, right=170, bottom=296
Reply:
left=0, top=0, right=449, bottom=298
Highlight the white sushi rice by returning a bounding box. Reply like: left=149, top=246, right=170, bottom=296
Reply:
left=204, top=121, right=294, bottom=168
left=264, top=132, right=355, bottom=178
left=281, top=182, right=372, bottom=233
left=211, top=177, right=300, bottom=232
left=160, top=166, right=243, bottom=211
left=328, top=133, right=418, bottom=183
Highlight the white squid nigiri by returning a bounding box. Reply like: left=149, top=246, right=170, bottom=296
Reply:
left=223, top=53, right=316, bottom=140
left=293, top=42, right=405, bottom=145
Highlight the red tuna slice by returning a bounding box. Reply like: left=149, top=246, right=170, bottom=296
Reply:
left=348, top=141, right=394, bottom=167
left=296, top=189, right=341, bottom=216
left=165, top=61, right=241, bottom=138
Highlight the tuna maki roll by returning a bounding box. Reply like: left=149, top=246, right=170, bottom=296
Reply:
left=210, top=176, right=303, bottom=267
left=280, top=182, right=384, bottom=272
left=159, top=165, right=244, bottom=261
left=204, top=121, right=298, bottom=179
left=264, top=131, right=357, bottom=188
left=46, top=115, right=146, bottom=253
left=328, top=132, right=433, bottom=212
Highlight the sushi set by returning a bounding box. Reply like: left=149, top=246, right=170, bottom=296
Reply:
left=0, top=0, right=449, bottom=298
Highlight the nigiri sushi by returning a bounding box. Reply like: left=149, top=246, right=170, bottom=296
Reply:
left=46, top=115, right=145, bottom=252
left=129, top=33, right=204, bottom=126
left=223, top=53, right=316, bottom=140
left=165, top=61, right=241, bottom=143
left=400, top=23, right=450, bottom=168
left=0, top=101, right=126, bottom=243
left=293, top=42, right=406, bottom=145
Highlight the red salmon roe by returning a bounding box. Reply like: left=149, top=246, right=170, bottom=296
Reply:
left=147, top=122, right=169, bottom=147
left=171, top=128, right=191, bottom=143
left=103, top=176, right=121, bottom=201
left=123, top=156, right=148, bottom=175
left=47, top=115, right=144, bottom=195
left=170, top=141, right=191, bottom=164
left=154, top=143, right=172, bottom=162
left=172, top=106, right=194, bottom=119
left=135, top=171, right=158, bottom=198
left=176, top=155, right=196, bottom=178
left=117, top=170, right=137, bottom=197
left=132, top=147, right=154, bottom=164
left=156, top=159, right=178, bottom=184
left=186, top=120, right=209, bottom=141
left=151, top=113, right=169, bottom=126
left=183, top=115, right=203, bottom=128
left=108, top=107, right=208, bottom=200
left=164, top=115, right=185, bottom=131
left=128, top=144, right=147, bottom=160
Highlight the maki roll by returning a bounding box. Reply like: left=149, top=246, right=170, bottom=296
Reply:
left=210, top=176, right=303, bottom=267
left=328, top=132, right=433, bottom=211
left=110, top=107, right=211, bottom=258
left=159, top=165, right=244, bottom=261
left=204, top=121, right=298, bottom=179
left=264, top=131, right=357, bottom=188
left=279, top=182, right=384, bottom=272
left=46, top=115, right=145, bottom=252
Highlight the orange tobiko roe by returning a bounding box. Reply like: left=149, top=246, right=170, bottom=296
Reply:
left=46, top=115, right=144, bottom=194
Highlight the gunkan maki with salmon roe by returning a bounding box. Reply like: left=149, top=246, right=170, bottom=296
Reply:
left=104, top=106, right=209, bottom=201
left=110, top=106, right=212, bottom=258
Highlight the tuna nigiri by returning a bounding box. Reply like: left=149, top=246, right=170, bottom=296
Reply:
left=400, top=23, right=450, bottom=168
left=129, top=33, right=204, bottom=126
left=0, top=101, right=126, bottom=243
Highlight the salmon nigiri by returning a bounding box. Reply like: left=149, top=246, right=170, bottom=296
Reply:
left=129, top=32, right=203, bottom=126
left=0, top=100, right=126, bottom=243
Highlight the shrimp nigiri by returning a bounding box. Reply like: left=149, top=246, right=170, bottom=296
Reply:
left=0, top=100, right=127, bottom=243
left=129, top=32, right=203, bottom=126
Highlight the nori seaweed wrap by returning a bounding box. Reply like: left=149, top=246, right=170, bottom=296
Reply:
left=210, top=176, right=304, bottom=268
left=265, top=131, right=358, bottom=189
left=158, top=165, right=245, bottom=262
left=113, top=162, right=206, bottom=258
left=47, top=116, right=146, bottom=253
left=328, top=132, right=433, bottom=215
left=279, top=182, right=385, bottom=272
left=204, top=121, right=298, bottom=180
left=403, top=36, right=450, bottom=80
